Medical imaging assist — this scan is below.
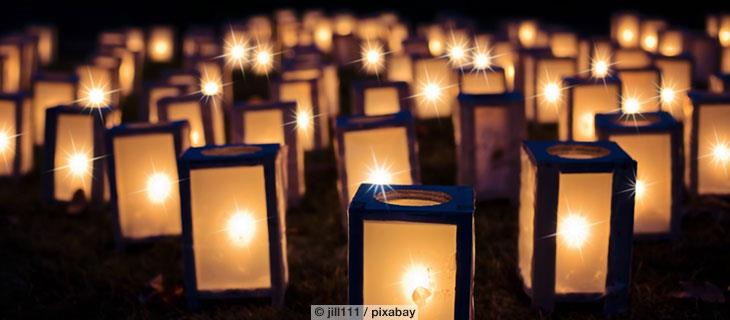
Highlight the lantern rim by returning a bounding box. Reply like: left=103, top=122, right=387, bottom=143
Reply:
left=375, top=189, right=452, bottom=207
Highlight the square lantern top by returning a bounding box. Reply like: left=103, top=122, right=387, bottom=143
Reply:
left=595, top=111, right=679, bottom=134
left=523, top=140, right=635, bottom=173
left=335, top=110, right=413, bottom=132
left=181, top=143, right=280, bottom=167
left=350, top=184, right=474, bottom=221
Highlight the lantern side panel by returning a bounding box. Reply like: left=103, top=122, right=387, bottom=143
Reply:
left=618, top=70, right=660, bottom=113
left=461, top=71, right=506, bottom=95
left=243, top=109, right=285, bottom=145
left=697, top=104, right=730, bottom=194
left=0, top=101, right=17, bottom=175
left=364, top=87, right=400, bottom=116
left=190, top=165, right=272, bottom=291
left=536, top=59, right=575, bottom=123
left=33, top=82, right=75, bottom=144
left=518, top=149, right=536, bottom=289
left=414, top=58, right=454, bottom=119
left=614, top=49, right=652, bottom=69
left=166, top=101, right=205, bottom=147
left=555, top=172, right=612, bottom=294
left=113, top=134, right=181, bottom=239
left=655, top=60, right=691, bottom=121
left=571, top=85, right=620, bottom=141
left=473, top=106, right=510, bottom=198
left=53, top=114, right=94, bottom=201
left=612, top=134, right=672, bottom=234
left=363, top=220, right=456, bottom=320
left=343, top=127, right=413, bottom=202
left=279, top=81, right=315, bottom=150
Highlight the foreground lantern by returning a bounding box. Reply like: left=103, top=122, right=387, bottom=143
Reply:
left=518, top=141, right=635, bottom=314
left=106, top=121, right=190, bottom=249
left=148, top=26, right=175, bottom=63
left=348, top=184, right=474, bottom=320
left=455, top=92, right=525, bottom=201
left=334, top=111, right=420, bottom=222
left=272, top=78, right=329, bottom=151
left=595, top=111, right=682, bottom=238
left=617, top=68, right=661, bottom=114
left=688, top=92, right=730, bottom=196
left=179, top=144, right=288, bottom=307
left=42, top=106, right=109, bottom=204
left=0, top=93, right=32, bottom=176
left=142, top=82, right=185, bottom=123
left=157, top=94, right=215, bottom=148
left=559, top=76, right=622, bottom=141
left=31, top=72, right=77, bottom=145
left=229, top=101, right=304, bottom=204
left=351, top=80, right=411, bottom=116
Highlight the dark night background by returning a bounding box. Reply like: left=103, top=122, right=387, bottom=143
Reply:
left=1, top=1, right=729, bottom=319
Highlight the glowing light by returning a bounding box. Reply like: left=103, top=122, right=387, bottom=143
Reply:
left=713, top=143, right=730, bottom=163
left=422, top=82, right=442, bottom=102
left=660, top=87, right=676, bottom=105
left=0, top=131, right=11, bottom=153
left=227, top=211, right=256, bottom=246
left=621, top=29, right=635, bottom=43
left=720, top=30, right=730, bottom=46
left=296, top=109, right=313, bottom=131
left=402, top=264, right=432, bottom=305
left=472, top=51, right=491, bottom=70
left=146, top=173, right=172, bottom=204
left=634, top=179, right=647, bottom=199
left=559, top=214, right=590, bottom=249
left=361, top=43, right=384, bottom=74
left=428, top=39, right=444, bottom=56
left=252, top=45, right=274, bottom=74
left=190, top=131, right=202, bottom=146
left=543, top=82, right=561, bottom=104
left=153, top=41, right=168, bottom=55
left=578, top=113, right=595, bottom=138
left=67, top=153, right=90, bottom=177
left=643, top=35, right=657, bottom=50
left=592, top=59, right=610, bottom=78
left=518, top=22, right=537, bottom=47
left=623, top=97, right=641, bottom=114
left=367, top=164, right=392, bottom=185
left=447, top=43, right=468, bottom=66
left=201, top=80, right=221, bottom=96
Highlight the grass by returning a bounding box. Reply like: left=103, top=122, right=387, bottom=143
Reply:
left=0, top=67, right=729, bottom=319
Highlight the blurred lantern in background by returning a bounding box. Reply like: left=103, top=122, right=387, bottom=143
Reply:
left=639, top=19, right=667, bottom=53
left=32, top=72, right=77, bottom=145
left=351, top=80, right=411, bottom=116
left=179, top=144, right=288, bottom=308
left=148, top=26, right=175, bottom=63
left=229, top=101, right=304, bottom=205
left=0, top=34, right=37, bottom=92
left=42, top=106, right=109, bottom=204
left=654, top=55, right=692, bottom=122
left=272, top=78, right=329, bottom=151
left=455, top=92, right=525, bottom=201
left=412, top=57, right=456, bottom=119
left=349, top=184, right=474, bottom=320
left=157, top=94, right=215, bottom=148
left=595, top=111, right=683, bottom=239
left=616, top=68, right=661, bottom=114
left=26, top=25, right=57, bottom=66
left=559, top=76, right=622, bottom=141
left=106, top=121, right=190, bottom=249
left=658, top=29, right=688, bottom=57
left=334, top=111, right=420, bottom=225
left=521, top=50, right=577, bottom=124
left=518, top=141, right=635, bottom=315
left=141, top=82, right=185, bottom=123
left=0, top=93, right=32, bottom=177
left=612, top=12, right=641, bottom=48
left=688, top=92, right=730, bottom=197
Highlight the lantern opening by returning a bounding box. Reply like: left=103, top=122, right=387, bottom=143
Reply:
left=226, top=211, right=256, bottom=247
left=375, top=189, right=451, bottom=206
left=547, top=144, right=611, bottom=160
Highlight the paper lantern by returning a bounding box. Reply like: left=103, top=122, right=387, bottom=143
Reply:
left=658, top=29, right=688, bottom=57
left=413, top=57, right=456, bottom=119
left=157, top=94, right=215, bottom=148
left=348, top=183, right=474, bottom=320
left=458, top=66, right=507, bottom=95
left=148, top=26, right=175, bottom=63
left=0, top=35, right=37, bottom=92
left=229, top=101, right=304, bottom=204
left=549, top=31, right=578, bottom=58
left=179, top=144, right=288, bottom=307
left=386, top=53, right=414, bottom=84
left=611, top=12, right=641, bottom=48
left=351, top=80, right=411, bottom=116
left=613, top=48, right=652, bottom=69
left=313, top=19, right=333, bottom=53
left=141, top=82, right=185, bottom=123
left=654, top=55, right=693, bottom=121
left=639, top=19, right=667, bottom=53
left=517, top=20, right=541, bottom=49
left=455, top=92, right=525, bottom=201
left=334, top=111, right=421, bottom=221
left=280, top=60, right=340, bottom=120
left=0, top=93, right=32, bottom=176
left=688, top=92, right=730, bottom=196
left=125, top=27, right=146, bottom=54
left=26, top=25, right=57, bottom=66
left=106, top=121, right=190, bottom=248
left=559, top=76, right=622, bottom=141
left=518, top=140, right=635, bottom=314
left=42, top=106, right=109, bottom=204
left=271, top=78, right=329, bottom=151
left=709, top=73, right=730, bottom=93
left=492, top=40, right=517, bottom=91
left=31, top=72, right=77, bottom=145
left=75, top=63, right=120, bottom=110
left=99, top=45, right=137, bottom=97
left=595, top=111, right=682, bottom=238
left=521, top=50, right=577, bottom=123
left=616, top=68, right=661, bottom=114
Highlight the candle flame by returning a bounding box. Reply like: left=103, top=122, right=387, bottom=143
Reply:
left=67, top=152, right=90, bottom=177
left=252, top=44, right=274, bottom=75
left=360, top=42, right=385, bottom=75
left=592, top=59, right=610, bottom=78
left=660, top=87, right=676, bottom=105
left=623, top=97, right=641, bottom=114
left=227, top=211, right=256, bottom=246
left=0, top=130, right=11, bottom=154
left=423, top=82, right=442, bottom=102
left=713, top=143, right=730, bottom=163
left=634, top=179, right=647, bottom=199
left=146, top=172, right=172, bottom=204
left=543, top=82, right=561, bottom=104
left=296, top=109, right=313, bottom=131
left=402, top=264, right=432, bottom=305
left=559, top=214, right=590, bottom=249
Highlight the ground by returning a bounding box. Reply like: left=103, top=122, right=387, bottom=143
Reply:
left=0, top=67, right=729, bottom=319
